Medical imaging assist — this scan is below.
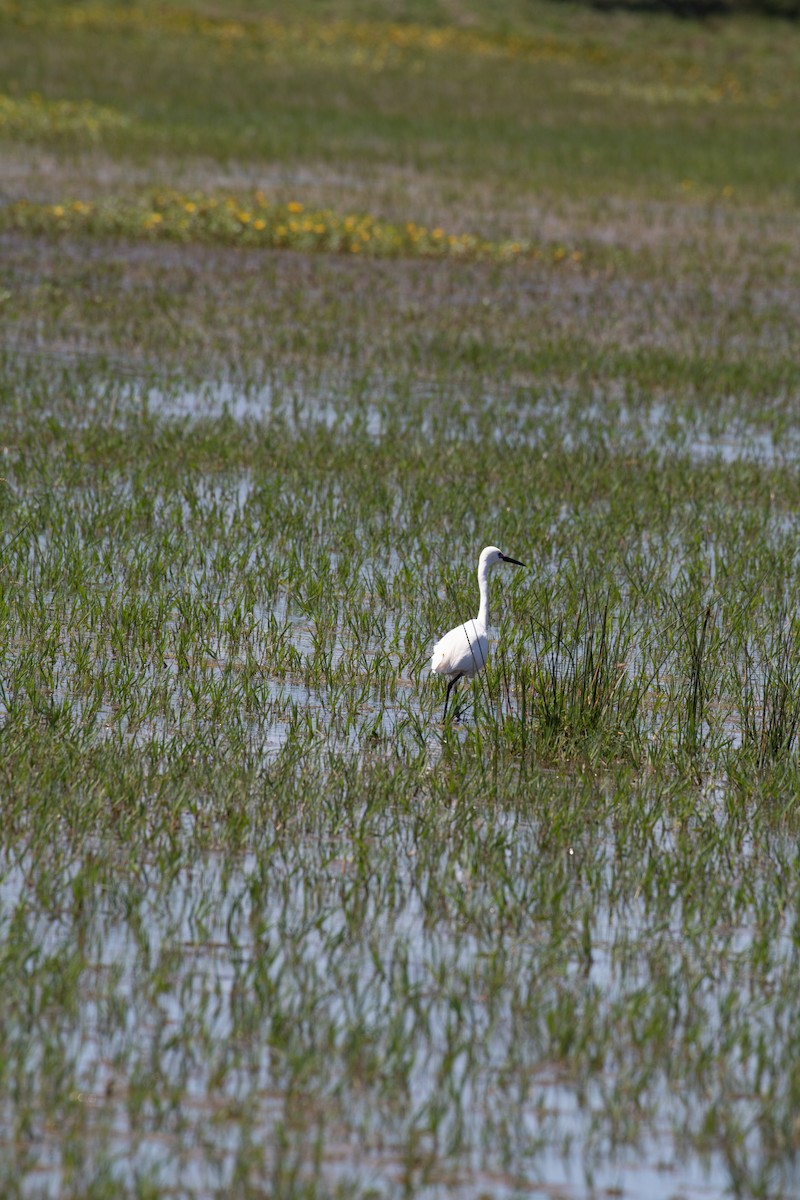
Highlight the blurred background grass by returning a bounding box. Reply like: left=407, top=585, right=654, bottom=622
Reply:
left=1, top=0, right=798, bottom=211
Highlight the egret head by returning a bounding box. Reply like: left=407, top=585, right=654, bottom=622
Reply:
left=480, top=545, right=526, bottom=571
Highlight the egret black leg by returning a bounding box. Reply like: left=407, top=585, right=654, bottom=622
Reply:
left=443, top=674, right=462, bottom=722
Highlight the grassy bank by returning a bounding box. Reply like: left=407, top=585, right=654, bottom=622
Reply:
left=1, top=2, right=800, bottom=1197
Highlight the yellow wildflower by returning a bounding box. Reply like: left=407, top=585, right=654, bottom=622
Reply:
left=287, top=201, right=303, bottom=214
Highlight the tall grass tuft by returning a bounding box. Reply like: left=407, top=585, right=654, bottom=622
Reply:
left=679, top=601, right=717, bottom=757
left=734, top=611, right=800, bottom=772
left=516, top=587, right=645, bottom=764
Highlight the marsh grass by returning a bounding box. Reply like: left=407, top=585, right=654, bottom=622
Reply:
left=4, top=385, right=800, bottom=1196
left=733, top=612, right=800, bottom=772
left=1, top=0, right=800, bottom=1197
left=509, top=586, right=647, bottom=765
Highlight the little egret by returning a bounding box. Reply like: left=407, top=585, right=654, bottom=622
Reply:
left=431, top=545, right=526, bottom=721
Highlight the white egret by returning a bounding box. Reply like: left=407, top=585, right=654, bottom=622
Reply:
left=430, top=545, right=526, bottom=721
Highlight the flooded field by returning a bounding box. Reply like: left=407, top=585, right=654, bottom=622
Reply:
left=5, top=788, right=797, bottom=1200
left=2, top=1, right=800, bottom=1197
left=4, top=345, right=800, bottom=1198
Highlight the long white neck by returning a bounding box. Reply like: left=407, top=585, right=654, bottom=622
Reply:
left=476, top=559, right=490, bottom=631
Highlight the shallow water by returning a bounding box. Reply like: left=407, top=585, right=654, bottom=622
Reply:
left=2, top=806, right=786, bottom=1200
left=140, top=375, right=800, bottom=468
left=4, top=355, right=800, bottom=1200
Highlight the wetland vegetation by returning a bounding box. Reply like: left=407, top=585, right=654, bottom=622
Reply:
left=1, top=1, right=800, bottom=1196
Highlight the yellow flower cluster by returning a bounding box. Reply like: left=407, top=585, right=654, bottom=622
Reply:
left=1, top=190, right=584, bottom=267
left=0, top=91, right=130, bottom=139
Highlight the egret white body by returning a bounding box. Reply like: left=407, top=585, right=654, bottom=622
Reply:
left=431, top=545, right=526, bottom=720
